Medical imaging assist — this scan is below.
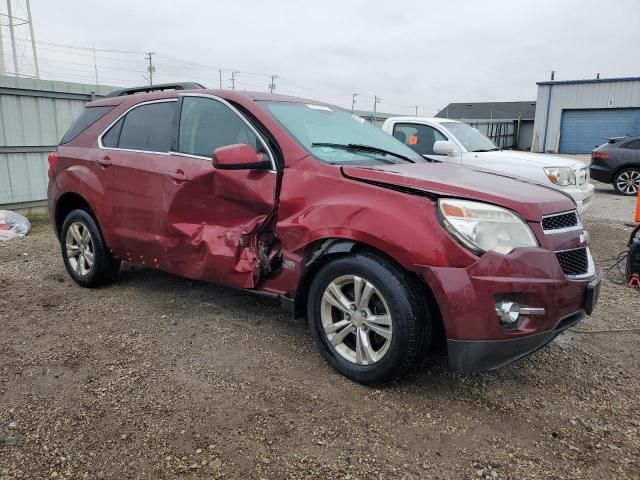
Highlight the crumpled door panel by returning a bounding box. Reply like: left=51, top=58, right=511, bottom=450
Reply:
left=162, top=160, right=277, bottom=288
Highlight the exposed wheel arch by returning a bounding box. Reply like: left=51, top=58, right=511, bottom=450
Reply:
left=292, top=238, right=445, bottom=348
left=54, top=193, right=96, bottom=238
left=611, top=163, right=640, bottom=179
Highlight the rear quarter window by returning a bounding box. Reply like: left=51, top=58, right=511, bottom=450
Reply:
left=60, top=105, right=114, bottom=144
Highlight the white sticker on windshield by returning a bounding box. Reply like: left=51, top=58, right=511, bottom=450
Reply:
left=351, top=114, right=365, bottom=124
left=306, top=104, right=333, bottom=111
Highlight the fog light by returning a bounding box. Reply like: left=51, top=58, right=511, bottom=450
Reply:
left=495, top=301, right=520, bottom=325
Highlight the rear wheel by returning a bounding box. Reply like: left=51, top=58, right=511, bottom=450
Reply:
left=61, top=209, right=120, bottom=288
left=307, top=252, right=430, bottom=385
left=613, top=167, right=640, bottom=196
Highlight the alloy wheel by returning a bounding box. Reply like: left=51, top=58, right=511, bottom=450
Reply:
left=320, top=275, right=393, bottom=365
left=65, top=221, right=95, bottom=276
left=616, top=169, right=640, bottom=195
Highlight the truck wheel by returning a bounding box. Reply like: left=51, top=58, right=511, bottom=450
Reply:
left=613, top=167, right=640, bottom=196
left=60, top=209, right=120, bottom=288
left=307, top=252, right=430, bottom=385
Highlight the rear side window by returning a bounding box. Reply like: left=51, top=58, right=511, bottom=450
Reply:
left=110, top=101, right=177, bottom=153
left=60, top=105, right=114, bottom=144
left=392, top=123, right=447, bottom=156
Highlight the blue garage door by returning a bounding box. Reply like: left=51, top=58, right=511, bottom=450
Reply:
left=559, top=108, right=640, bottom=153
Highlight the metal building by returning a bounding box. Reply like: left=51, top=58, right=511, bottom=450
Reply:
left=0, top=75, right=116, bottom=211
left=532, top=76, right=640, bottom=154
left=436, top=101, right=536, bottom=150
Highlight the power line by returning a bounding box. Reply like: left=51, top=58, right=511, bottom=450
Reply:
left=1, top=33, right=438, bottom=114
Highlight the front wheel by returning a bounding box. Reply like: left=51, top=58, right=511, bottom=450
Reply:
left=613, top=167, right=640, bottom=196
left=307, top=252, right=430, bottom=385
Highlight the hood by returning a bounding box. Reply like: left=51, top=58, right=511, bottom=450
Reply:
left=470, top=150, right=582, bottom=168
left=341, top=162, right=575, bottom=221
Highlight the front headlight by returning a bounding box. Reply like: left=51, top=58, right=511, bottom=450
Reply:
left=437, top=199, right=538, bottom=255
left=544, top=167, right=576, bottom=186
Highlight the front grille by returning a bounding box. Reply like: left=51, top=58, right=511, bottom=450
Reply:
left=542, top=211, right=579, bottom=231
left=556, top=248, right=589, bottom=276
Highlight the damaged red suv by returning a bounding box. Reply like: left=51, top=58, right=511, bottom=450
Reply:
left=48, top=83, right=600, bottom=385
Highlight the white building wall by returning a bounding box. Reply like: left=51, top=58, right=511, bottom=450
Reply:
left=0, top=76, right=118, bottom=208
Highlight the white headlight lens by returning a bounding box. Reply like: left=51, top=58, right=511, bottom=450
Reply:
left=438, top=199, right=538, bottom=255
left=544, top=167, right=576, bottom=186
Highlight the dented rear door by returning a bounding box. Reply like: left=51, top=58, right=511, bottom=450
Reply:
left=160, top=94, right=278, bottom=288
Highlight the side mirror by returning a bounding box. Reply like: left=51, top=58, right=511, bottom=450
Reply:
left=212, top=144, right=270, bottom=170
left=433, top=140, right=457, bottom=156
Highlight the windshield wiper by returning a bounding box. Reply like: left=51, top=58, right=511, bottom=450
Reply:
left=311, top=142, right=415, bottom=163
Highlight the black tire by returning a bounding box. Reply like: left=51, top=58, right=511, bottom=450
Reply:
left=613, top=167, right=640, bottom=196
left=307, top=252, right=430, bottom=386
left=60, top=209, right=120, bottom=288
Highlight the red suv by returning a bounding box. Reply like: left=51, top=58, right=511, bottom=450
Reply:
left=48, top=83, right=600, bottom=385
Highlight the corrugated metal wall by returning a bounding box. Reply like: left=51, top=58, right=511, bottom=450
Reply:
left=532, top=78, right=640, bottom=153
left=0, top=76, right=118, bottom=207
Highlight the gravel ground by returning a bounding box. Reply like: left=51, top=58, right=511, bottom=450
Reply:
left=1, top=186, right=639, bottom=480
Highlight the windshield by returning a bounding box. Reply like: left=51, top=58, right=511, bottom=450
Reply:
left=260, top=101, right=423, bottom=164
left=441, top=122, right=498, bottom=152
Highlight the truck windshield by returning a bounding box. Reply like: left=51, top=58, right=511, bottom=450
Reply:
left=441, top=122, right=499, bottom=153
left=260, top=101, right=423, bottom=165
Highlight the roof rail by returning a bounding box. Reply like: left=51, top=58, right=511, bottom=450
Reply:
left=106, top=82, right=206, bottom=98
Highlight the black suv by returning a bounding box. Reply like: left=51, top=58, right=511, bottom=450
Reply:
left=590, top=135, right=640, bottom=195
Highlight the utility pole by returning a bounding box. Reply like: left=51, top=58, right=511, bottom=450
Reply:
left=0, top=13, right=5, bottom=75
left=269, top=75, right=278, bottom=93
left=92, top=43, right=99, bottom=88
left=6, top=0, right=19, bottom=76
left=372, top=96, right=380, bottom=125
left=24, top=0, right=38, bottom=78
left=351, top=93, right=359, bottom=112
left=145, top=52, right=155, bottom=85
left=415, top=105, right=419, bottom=116
left=230, top=71, right=239, bottom=90
left=219, top=69, right=222, bottom=89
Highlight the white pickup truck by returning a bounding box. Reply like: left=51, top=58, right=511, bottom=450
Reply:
left=382, top=117, right=594, bottom=213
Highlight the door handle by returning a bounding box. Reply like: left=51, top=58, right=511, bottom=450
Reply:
left=97, top=156, right=112, bottom=167
left=168, top=169, right=188, bottom=182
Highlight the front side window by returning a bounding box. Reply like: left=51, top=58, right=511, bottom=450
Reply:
left=440, top=122, right=498, bottom=153
left=260, top=101, right=423, bottom=165
left=392, top=123, right=447, bottom=156
left=177, top=97, right=262, bottom=158
left=106, top=101, right=176, bottom=153
left=61, top=105, right=114, bottom=144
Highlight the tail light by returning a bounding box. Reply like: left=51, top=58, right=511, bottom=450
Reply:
left=591, top=151, right=612, bottom=160
left=47, top=150, right=59, bottom=177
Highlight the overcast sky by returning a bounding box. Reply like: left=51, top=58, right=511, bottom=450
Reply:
left=2, top=0, right=639, bottom=114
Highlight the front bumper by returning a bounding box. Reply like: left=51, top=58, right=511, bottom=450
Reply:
left=564, top=183, right=595, bottom=214
left=415, top=248, right=600, bottom=374
left=447, top=310, right=584, bottom=373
